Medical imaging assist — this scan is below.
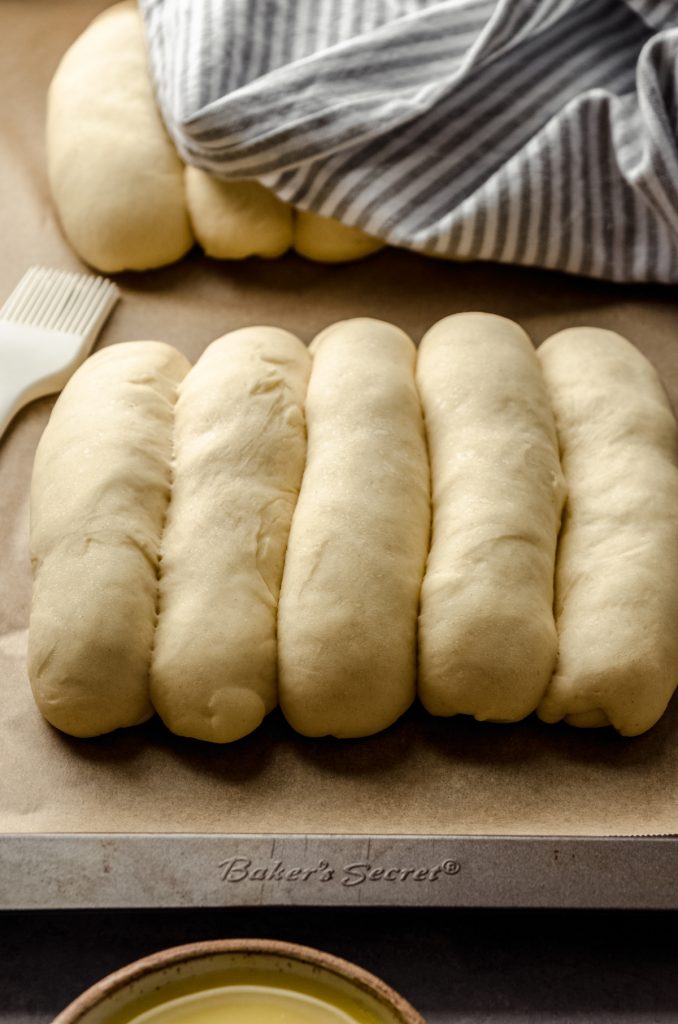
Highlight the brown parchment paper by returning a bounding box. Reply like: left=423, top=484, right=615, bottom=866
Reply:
left=2, top=0, right=678, bottom=837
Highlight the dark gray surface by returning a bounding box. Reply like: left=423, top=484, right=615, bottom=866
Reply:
left=2, top=907, right=678, bottom=1022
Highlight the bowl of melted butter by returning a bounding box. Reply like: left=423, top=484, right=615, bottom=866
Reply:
left=53, top=939, right=425, bottom=1024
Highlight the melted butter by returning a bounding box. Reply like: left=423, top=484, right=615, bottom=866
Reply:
left=107, top=968, right=387, bottom=1024
left=128, top=984, right=361, bottom=1023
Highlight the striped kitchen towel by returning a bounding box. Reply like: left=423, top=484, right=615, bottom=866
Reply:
left=138, top=0, right=678, bottom=282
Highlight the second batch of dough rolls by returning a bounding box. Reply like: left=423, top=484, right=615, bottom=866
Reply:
left=27, top=316, right=678, bottom=742
left=47, top=1, right=385, bottom=273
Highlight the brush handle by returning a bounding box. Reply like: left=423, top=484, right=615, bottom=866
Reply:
left=0, top=323, right=86, bottom=441
left=0, top=388, right=22, bottom=440
left=0, top=371, right=58, bottom=441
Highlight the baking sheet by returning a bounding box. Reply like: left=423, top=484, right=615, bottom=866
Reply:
left=4, top=835, right=677, bottom=910
left=2, top=0, right=678, bottom=842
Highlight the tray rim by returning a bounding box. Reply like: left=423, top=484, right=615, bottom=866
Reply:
left=2, top=832, right=677, bottom=911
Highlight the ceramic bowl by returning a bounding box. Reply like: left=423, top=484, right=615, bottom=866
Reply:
left=53, top=938, right=426, bottom=1024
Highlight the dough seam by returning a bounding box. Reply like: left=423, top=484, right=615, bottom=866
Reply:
left=147, top=374, right=181, bottom=687
left=413, top=372, right=433, bottom=691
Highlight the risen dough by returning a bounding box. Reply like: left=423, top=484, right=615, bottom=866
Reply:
left=537, top=328, right=678, bottom=736
left=150, top=327, right=310, bottom=743
left=417, top=313, right=565, bottom=722
left=47, top=1, right=193, bottom=272
left=28, top=341, right=190, bottom=737
left=294, top=210, right=385, bottom=262
left=278, top=318, right=430, bottom=738
left=186, top=168, right=293, bottom=259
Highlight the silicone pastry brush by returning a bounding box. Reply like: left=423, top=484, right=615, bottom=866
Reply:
left=0, top=266, right=119, bottom=440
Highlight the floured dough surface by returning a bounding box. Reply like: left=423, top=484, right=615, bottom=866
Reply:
left=278, top=318, right=430, bottom=738
left=294, top=210, right=385, bottom=262
left=47, top=1, right=193, bottom=272
left=28, top=342, right=190, bottom=737
left=186, top=168, right=293, bottom=260
left=537, top=327, right=678, bottom=736
left=417, top=313, right=565, bottom=722
left=150, top=327, right=310, bottom=743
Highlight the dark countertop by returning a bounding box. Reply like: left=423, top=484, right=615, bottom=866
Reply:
left=3, top=907, right=678, bottom=1022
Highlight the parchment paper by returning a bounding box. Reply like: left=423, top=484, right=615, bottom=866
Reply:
left=2, top=0, right=678, bottom=837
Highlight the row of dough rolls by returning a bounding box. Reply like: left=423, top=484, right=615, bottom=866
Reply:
left=47, top=2, right=384, bottom=273
left=28, top=316, right=678, bottom=742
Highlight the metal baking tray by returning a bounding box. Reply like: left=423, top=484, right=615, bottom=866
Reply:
left=4, top=114, right=678, bottom=916
left=2, top=698, right=677, bottom=912
left=2, top=833, right=676, bottom=910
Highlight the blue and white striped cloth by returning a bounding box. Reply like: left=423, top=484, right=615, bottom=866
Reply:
left=138, top=0, right=678, bottom=282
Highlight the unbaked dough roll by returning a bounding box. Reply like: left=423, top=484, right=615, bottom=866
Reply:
left=278, top=318, right=430, bottom=738
left=47, top=1, right=193, bottom=272
left=150, top=327, right=311, bottom=743
left=294, top=210, right=385, bottom=262
left=186, top=168, right=293, bottom=259
left=417, top=313, right=565, bottom=722
left=537, top=328, right=678, bottom=736
left=28, top=341, right=190, bottom=737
